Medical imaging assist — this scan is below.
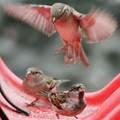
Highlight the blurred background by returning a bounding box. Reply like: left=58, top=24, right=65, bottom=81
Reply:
left=0, top=0, right=120, bottom=92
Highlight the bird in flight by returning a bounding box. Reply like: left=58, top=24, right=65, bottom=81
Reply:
left=2, top=3, right=117, bottom=66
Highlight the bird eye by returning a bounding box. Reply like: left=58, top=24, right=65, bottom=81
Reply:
left=33, top=72, right=38, bottom=74
left=74, top=87, right=77, bottom=90
left=71, top=87, right=77, bottom=91
left=34, top=72, right=41, bottom=74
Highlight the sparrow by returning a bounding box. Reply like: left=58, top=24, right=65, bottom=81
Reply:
left=2, top=3, right=117, bottom=66
left=22, top=67, right=70, bottom=105
left=47, top=83, right=86, bottom=119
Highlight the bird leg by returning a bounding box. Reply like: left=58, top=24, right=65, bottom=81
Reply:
left=74, top=116, right=78, bottom=119
left=26, top=98, right=39, bottom=106
left=56, top=114, right=60, bottom=119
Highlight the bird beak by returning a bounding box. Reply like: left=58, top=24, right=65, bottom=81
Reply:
left=52, top=17, right=56, bottom=23
left=79, top=86, right=85, bottom=92
left=26, top=71, right=31, bottom=75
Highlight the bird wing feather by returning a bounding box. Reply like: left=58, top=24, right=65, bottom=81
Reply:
left=73, top=8, right=117, bottom=43
left=50, top=92, right=68, bottom=109
left=3, top=4, right=56, bottom=36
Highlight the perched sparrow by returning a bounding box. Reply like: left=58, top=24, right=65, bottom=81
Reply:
left=2, top=3, right=117, bottom=66
left=48, top=83, right=86, bottom=119
left=22, top=67, right=70, bottom=105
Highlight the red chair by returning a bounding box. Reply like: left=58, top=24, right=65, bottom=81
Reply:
left=0, top=57, right=120, bottom=120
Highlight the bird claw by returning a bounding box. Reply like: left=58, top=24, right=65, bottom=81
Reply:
left=26, top=99, right=39, bottom=106
left=54, top=44, right=71, bottom=55
left=55, top=47, right=66, bottom=55
left=56, top=114, right=60, bottom=119
left=74, top=116, right=78, bottom=119
left=55, top=114, right=78, bottom=119
left=25, top=102, right=36, bottom=107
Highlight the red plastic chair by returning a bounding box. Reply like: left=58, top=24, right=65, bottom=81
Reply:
left=0, top=57, right=120, bottom=120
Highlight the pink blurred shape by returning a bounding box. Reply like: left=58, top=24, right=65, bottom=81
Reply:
left=0, top=57, right=120, bottom=120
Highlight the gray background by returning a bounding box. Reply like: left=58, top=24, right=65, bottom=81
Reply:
left=0, top=0, right=120, bottom=92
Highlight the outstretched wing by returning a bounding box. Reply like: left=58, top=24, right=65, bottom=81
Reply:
left=73, top=9, right=117, bottom=43
left=3, top=4, right=56, bottom=36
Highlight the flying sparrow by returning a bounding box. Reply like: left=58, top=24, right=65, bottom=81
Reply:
left=2, top=3, right=117, bottom=66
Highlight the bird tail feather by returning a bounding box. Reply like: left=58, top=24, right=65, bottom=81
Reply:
left=64, top=41, right=90, bottom=67
left=55, top=79, right=71, bottom=88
